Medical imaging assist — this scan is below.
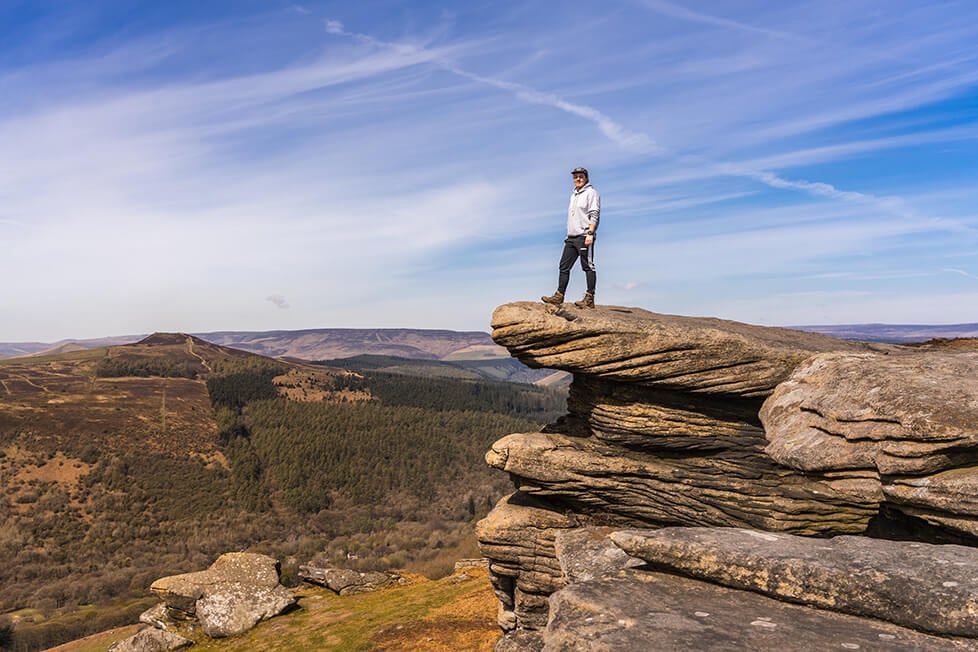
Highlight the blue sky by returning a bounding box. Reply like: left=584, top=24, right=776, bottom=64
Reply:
left=2, top=1, right=977, bottom=341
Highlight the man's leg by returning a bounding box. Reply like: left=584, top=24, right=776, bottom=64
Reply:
left=543, top=239, right=579, bottom=304
left=580, top=239, right=596, bottom=294
left=557, top=238, right=580, bottom=294
left=574, top=239, right=596, bottom=308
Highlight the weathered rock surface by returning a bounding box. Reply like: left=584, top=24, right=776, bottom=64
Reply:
left=488, top=430, right=880, bottom=534
left=107, top=627, right=193, bottom=652
left=477, top=302, right=978, bottom=648
left=884, top=467, right=978, bottom=536
left=762, top=351, right=978, bottom=476
left=148, top=552, right=294, bottom=638
left=543, top=568, right=972, bottom=651
left=491, top=302, right=878, bottom=397
left=475, top=492, right=577, bottom=631
left=297, top=565, right=403, bottom=595
left=566, top=376, right=766, bottom=452
left=553, top=528, right=643, bottom=584
left=611, top=527, right=978, bottom=637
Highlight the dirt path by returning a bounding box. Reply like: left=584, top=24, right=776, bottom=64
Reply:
left=13, top=373, right=48, bottom=391
left=186, top=337, right=212, bottom=373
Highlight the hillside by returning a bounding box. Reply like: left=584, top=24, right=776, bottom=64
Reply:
left=0, top=334, right=564, bottom=651
left=191, top=328, right=507, bottom=362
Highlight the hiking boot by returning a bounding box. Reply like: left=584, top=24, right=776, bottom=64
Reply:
left=541, top=290, right=565, bottom=305
left=574, top=292, right=595, bottom=309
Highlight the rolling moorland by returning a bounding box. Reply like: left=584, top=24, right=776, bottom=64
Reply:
left=0, top=333, right=566, bottom=651
left=5, top=322, right=978, bottom=361
left=0, top=328, right=509, bottom=363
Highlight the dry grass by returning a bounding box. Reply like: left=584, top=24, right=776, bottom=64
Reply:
left=61, top=566, right=502, bottom=652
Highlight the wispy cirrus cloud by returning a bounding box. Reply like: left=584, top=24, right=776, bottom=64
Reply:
left=1, top=2, right=977, bottom=340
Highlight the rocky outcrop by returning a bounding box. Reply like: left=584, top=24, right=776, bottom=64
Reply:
left=297, top=565, right=404, bottom=595
left=146, top=552, right=294, bottom=638
left=477, top=302, right=978, bottom=647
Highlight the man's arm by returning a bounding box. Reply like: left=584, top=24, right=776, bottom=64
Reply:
left=586, top=189, right=600, bottom=240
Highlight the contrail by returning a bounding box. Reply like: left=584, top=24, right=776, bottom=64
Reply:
left=324, top=20, right=653, bottom=151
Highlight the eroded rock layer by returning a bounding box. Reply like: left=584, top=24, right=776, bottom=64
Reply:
left=478, top=302, right=978, bottom=646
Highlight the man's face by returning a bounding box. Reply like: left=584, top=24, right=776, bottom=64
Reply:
left=573, top=173, right=587, bottom=189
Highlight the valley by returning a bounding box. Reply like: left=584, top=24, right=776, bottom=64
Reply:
left=0, top=333, right=564, bottom=651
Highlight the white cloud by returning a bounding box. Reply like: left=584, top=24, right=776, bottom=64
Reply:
left=266, top=295, right=290, bottom=309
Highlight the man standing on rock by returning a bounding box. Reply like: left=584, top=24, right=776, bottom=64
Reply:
left=542, top=167, right=600, bottom=309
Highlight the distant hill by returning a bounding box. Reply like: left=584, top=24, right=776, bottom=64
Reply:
left=195, top=328, right=507, bottom=361
left=0, top=328, right=507, bottom=362
left=793, top=323, right=978, bottom=343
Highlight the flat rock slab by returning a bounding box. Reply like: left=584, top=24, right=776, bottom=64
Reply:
left=761, top=351, right=978, bottom=475
left=491, top=302, right=875, bottom=397
left=611, top=527, right=978, bottom=637
left=297, top=566, right=402, bottom=595
left=567, top=376, right=767, bottom=453
left=544, top=569, right=973, bottom=651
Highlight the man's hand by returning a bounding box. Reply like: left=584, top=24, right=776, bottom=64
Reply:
left=585, top=234, right=594, bottom=245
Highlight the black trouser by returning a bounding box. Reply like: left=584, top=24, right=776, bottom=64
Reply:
left=557, top=234, right=596, bottom=295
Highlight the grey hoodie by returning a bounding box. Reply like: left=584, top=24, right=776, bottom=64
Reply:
left=567, top=183, right=600, bottom=236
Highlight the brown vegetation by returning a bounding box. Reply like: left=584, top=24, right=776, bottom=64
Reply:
left=0, top=334, right=561, bottom=651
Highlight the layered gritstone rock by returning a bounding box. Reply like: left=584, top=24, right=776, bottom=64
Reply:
left=477, top=302, right=978, bottom=647
left=489, top=302, right=879, bottom=396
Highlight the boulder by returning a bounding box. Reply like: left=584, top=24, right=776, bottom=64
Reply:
left=297, top=566, right=402, bottom=595
left=543, top=568, right=972, bottom=651
left=611, top=527, right=978, bottom=637
left=761, top=351, right=978, bottom=475
left=139, top=603, right=169, bottom=630
left=196, top=582, right=295, bottom=638
left=490, top=302, right=877, bottom=397
left=148, top=552, right=294, bottom=638
left=107, top=627, right=193, bottom=652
